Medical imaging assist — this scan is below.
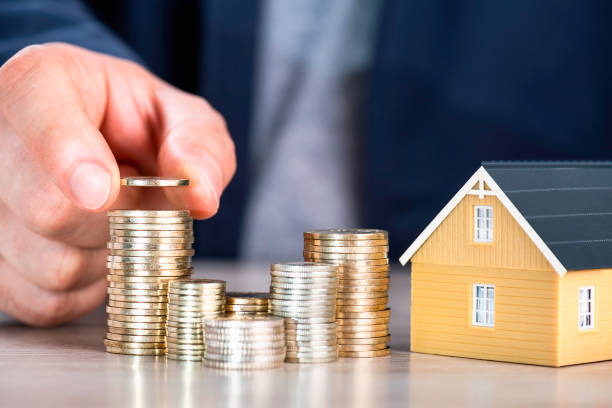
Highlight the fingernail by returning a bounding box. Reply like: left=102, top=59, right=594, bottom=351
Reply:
left=70, top=161, right=111, bottom=210
left=199, top=165, right=221, bottom=210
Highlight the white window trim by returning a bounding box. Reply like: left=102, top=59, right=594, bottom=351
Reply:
left=472, top=284, right=495, bottom=327
left=474, top=205, right=493, bottom=243
left=578, top=286, right=595, bottom=331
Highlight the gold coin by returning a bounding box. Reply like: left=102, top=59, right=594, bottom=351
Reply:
left=108, top=281, right=169, bottom=290
left=166, top=353, right=203, bottom=361
left=107, top=327, right=167, bottom=336
left=108, top=209, right=190, bottom=217
left=303, top=251, right=387, bottom=261
left=108, top=294, right=168, bottom=303
left=168, top=278, right=225, bottom=290
left=303, top=238, right=388, bottom=247
left=338, top=264, right=390, bottom=273
left=336, top=304, right=388, bottom=312
left=336, top=291, right=388, bottom=299
left=109, top=249, right=195, bottom=257
left=167, top=296, right=225, bottom=304
left=270, top=276, right=337, bottom=284
left=106, top=306, right=167, bottom=316
left=338, top=347, right=390, bottom=358
left=107, top=255, right=192, bottom=264
left=107, top=271, right=190, bottom=281
left=120, top=176, right=189, bottom=187
left=337, top=285, right=388, bottom=293
left=336, top=309, right=390, bottom=319
left=225, top=304, right=268, bottom=312
left=167, top=321, right=202, bottom=329
left=304, top=229, right=388, bottom=241
left=108, top=287, right=168, bottom=296
left=338, top=332, right=391, bottom=345
left=104, top=339, right=166, bottom=349
left=108, top=242, right=192, bottom=250
left=107, top=275, right=177, bottom=283
left=165, top=334, right=204, bottom=343
left=225, top=292, right=269, bottom=305
left=111, top=222, right=192, bottom=231
left=285, top=356, right=338, bottom=364
left=166, top=342, right=205, bottom=351
left=108, top=300, right=168, bottom=309
left=338, top=277, right=389, bottom=286
left=337, top=324, right=388, bottom=333
left=336, top=317, right=390, bottom=325
left=336, top=297, right=388, bottom=306
left=338, top=272, right=389, bottom=280
left=111, top=236, right=193, bottom=244
left=304, top=245, right=388, bottom=254
left=337, top=331, right=389, bottom=340
left=106, top=262, right=192, bottom=271
left=105, top=333, right=167, bottom=343
left=109, top=216, right=192, bottom=224
left=166, top=326, right=203, bottom=334
left=107, top=319, right=166, bottom=329
left=303, top=256, right=389, bottom=266
left=107, top=314, right=167, bottom=323
left=337, top=343, right=388, bottom=352
left=270, top=270, right=337, bottom=279
left=271, top=262, right=338, bottom=272
left=110, top=229, right=194, bottom=238
left=105, top=346, right=166, bottom=356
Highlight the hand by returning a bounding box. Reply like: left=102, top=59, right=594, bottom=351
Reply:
left=0, top=43, right=236, bottom=326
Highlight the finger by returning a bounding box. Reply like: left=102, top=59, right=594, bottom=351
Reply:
left=0, top=44, right=120, bottom=212
left=0, top=257, right=107, bottom=327
left=0, top=119, right=138, bottom=246
left=0, top=204, right=108, bottom=292
left=154, top=86, right=237, bottom=219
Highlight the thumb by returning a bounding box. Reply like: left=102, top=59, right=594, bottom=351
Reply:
left=155, top=86, right=236, bottom=219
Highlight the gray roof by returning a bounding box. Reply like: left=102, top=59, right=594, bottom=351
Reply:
left=483, top=161, right=612, bottom=271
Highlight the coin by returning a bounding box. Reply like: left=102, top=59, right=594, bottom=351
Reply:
left=303, top=256, right=389, bottom=267
left=108, top=288, right=168, bottom=296
left=285, top=356, right=337, bottom=364
left=106, top=346, right=166, bottom=356
left=107, top=320, right=166, bottom=330
left=337, top=335, right=390, bottom=345
left=109, top=216, right=193, bottom=224
left=166, top=342, right=205, bottom=351
left=336, top=291, right=388, bottom=299
left=108, top=282, right=169, bottom=291
left=338, top=264, right=390, bottom=273
left=270, top=287, right=337, bottom=295
left=107, top=255, right=192, bottom=264
left=285, top=350, right=338, bottom=359
left=205, top=352, right=285, bottom=363
left=166, top=327, right=203, bottom=335
left=108, top=209, right=190, bottom=218
left=337, top=343, right=388, bottom=352
left=107, top=275, right=177, bottom=283
left=304, top=245, right=388, bottom=254
left=165, top=336, right=204, bottom=345
left=270, top=276, right=337, bottom=284
left=107, top=327, right=167, bottom=336
left=337, top=324, right=388, bottom=333
left=165, top=348, right=204, bottom=356
left=110, top=229, right=194, bottom=238
left=108, top=242, right=193, bottom=251
left=105, top=333, right=167, bottom=343
left=120, top=176, right=190, bottom=187
left=166, top=353, right=203, bottom=361
left=108, top=313, right=168, bottom=323
left=269, top=292, right=333, bottom=301
left=338, top=271, right=389, bottom=280
left=111, top=222, right=193, bottom=231
left=336, top=317, right=390, bottom=325
left=304, top=238, right=388, bottom=247
left=338, top=348, right=390, bottom=358
left=225, top=304, right=268, bottom=312
left=109, top=249, right=195, bottom=257
left=169, top=279, right=225, bottom=290
left=106, top=306, right=168, bottom=316
left=336, top=309, right=390, bottom=319
left=338, top=277, right=389, bottom=286
left=304, top=229, right=388, bottom=240
left=336, top=285, right=389, bottom=293
left=107, top=262, right=192, bottom=271
left=270, top=262, right=338, bottom=272
left=108, top=294, right=168, bottom=303
left=104, top=339, right=166, bottom=349
left=225, top=292, right=269, bottom=305
left=303, top=251, right=387, bottom=261
left=204, top=359, right=284, bottom=370
left=111, top=236, right=194, bottom=244
left=206, top=315, right=284, bottom=329
left=336, top=304, right=388, bottom=312
left=269, top=281, right=337, bottom=290
left=336, top=297, right=388, bottom=306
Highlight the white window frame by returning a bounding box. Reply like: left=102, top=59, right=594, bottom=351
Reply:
left=578, top=286, right=595, bottom=330
left=472, top=284, right=495, bottom=327
left=474, top=205, right=493, bottom=242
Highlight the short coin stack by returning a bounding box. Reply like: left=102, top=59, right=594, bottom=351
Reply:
left=225, top=292, right=269, bottom=316
left=104, top=177, right=194, bottom=356
left=269, top=262, right=339, bottom=363
left=303, top=229, right=390, bottom=358
left=166, top=279, right=226, bottom=361
left=204, top=316, right=286, bottom=370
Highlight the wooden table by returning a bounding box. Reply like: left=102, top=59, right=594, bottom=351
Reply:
left=1, top=261, right=611, bottom=407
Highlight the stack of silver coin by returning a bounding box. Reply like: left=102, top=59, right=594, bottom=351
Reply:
left=269, top=262, right=339, bottom=363
left=225, top=292, right=269, bottom=316
left=104, top=177, right=194, bottom=356
left=204, top=316, right=286, bottom=370
left=166, top=279, right=226, bottom=361
left=303, top=229, right=391, bottom=358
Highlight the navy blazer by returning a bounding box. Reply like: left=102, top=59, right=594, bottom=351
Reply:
left=1, top=0, right=611, bottom=259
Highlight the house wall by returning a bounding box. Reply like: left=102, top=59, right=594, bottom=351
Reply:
left=411, top=263, right=559, bottom=366
left=558, top=269, right=612, bottom=366
left=411, top=195, right=553, bottom=271
left=410, top=194, right=561, bottom=366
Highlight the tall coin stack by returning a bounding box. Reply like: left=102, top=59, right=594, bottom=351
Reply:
left=225, top=293, right=269, bottom=316
left=166, top=279, right=226, bottom=361
left=269, top=262, right=339, bottom=363
left=303, top=229, right=391, bottom=358
left=204, top=316, right=286, bottom=370
left=104, top=177, right=194, bottom=356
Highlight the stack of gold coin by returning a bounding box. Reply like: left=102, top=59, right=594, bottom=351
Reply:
left=204, top=315, right=286, bottom=370
left=104, top=177, right=194, bottom=356
left=225, top=292, right=269, bottom=316
left=303, top=229, right=390, bottom=358
left=269, top=262, right=339, bottom=363
left=166, top=279, right=226, bottom=361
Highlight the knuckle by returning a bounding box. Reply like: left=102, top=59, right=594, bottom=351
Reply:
left=47, top=245, right=83, bottom=292
left=26, top=183, right=76, bottom=239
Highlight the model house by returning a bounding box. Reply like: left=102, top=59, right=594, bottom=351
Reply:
left=399, top=162, right=612, bottom=366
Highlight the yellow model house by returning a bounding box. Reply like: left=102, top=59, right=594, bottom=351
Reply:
left=399, top=162, right=612, bottom=366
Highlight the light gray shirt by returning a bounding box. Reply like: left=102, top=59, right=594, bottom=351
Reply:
left=239, top=0, right=382, bottom=260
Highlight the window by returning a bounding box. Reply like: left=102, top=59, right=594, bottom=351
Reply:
left=579, top=286, right=595, bottom=330
left=474, top=205, right=493, bottom=242
left=473, top=284, right=495, bottom=327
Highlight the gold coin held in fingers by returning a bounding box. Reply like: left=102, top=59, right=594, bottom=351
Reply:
left=120, top=176, right=189, bottom=187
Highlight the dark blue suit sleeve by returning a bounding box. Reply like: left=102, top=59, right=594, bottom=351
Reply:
left=0, top=0, right=141, bottom=64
